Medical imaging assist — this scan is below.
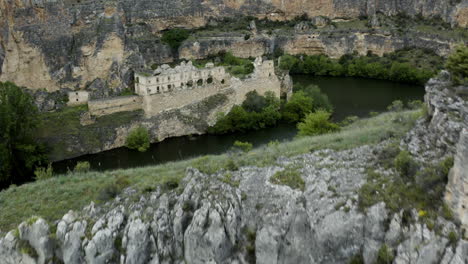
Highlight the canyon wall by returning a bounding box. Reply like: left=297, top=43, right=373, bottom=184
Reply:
left=0, top=0, right=466, bottom=95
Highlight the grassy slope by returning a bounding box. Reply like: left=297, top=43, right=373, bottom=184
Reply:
left=0, top=110, right=422, bottom=233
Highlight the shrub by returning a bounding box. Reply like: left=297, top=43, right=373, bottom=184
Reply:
left=74, top=161, right=90, bottom=173
left=270, top=166, right=305, bottom=191
left=297, top=110, right=340, bottom=137
left=281, top=91, right=314, bottom=123
left=242, top=91, right=267, bottom=112
left=387, top=100, right=404, bottom=112
left=161, top=28, right=190, bottom=51
left=376, top=244, right=394, bottom=264
left=279, top=54, right=299, bottom=70
left=340, top=116, right=359, bottom=126
left=34, top=164, right=53, bottom=181
left=394, top=150, right=418, bottom=179
left=209, top=92, right=281, bottom=134
left=233, top=141, right=253, bottom=152
left=448, top=231, right=458, bottom=246
left=97, top=176, right=130, bottom=202
left=407, top=100, right=423, bottom=110
left=445, top=45, right=468, bottom=85
left=349, top=254, right=364, bottom=264
left=295, top=84, right=333, bottom=112
left=126, top=126, right=150, bottom=152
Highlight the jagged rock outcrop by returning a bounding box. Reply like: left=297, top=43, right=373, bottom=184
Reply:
left=1, top=143, right=467, bottom=263
left=404, top=70, right=468, bottom=240
left=0, top=0, right=466, bottom=93
left=445, top=129, right=468, bottom=236
left=404, top=71, right=468, bottom=159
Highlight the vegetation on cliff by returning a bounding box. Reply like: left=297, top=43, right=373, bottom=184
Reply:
left=125, top=126, right=150, bottom=152
left=194, top=51, right=254, bottom=78
left=161, top=28, right=190, bottom=52
left=445, top=45, right=468, bottom=85
left=0, top=109, right=422, bottom=232
left=279, top=49, right=441, bottom=85
left=0, top=82, right=48, bottom=189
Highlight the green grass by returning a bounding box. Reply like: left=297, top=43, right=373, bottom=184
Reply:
left=36, top=106, right=143, bottom=160
left=0, top=110, right=420, bottom=234
left=270, top=166, right=305, bottom=191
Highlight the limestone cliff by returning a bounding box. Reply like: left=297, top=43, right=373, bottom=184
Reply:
left=0, top=0, right=466, bottom=94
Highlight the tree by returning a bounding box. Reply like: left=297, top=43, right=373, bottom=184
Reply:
left=445, top=45, right=468, bottom=85
left=297, top=110, right=340, bottom=137
left=161, top=28, right=190, bottom=52
left=0, top=82, right=47, bottom=187
left=281, top=91, right=314, bottom=123
left=125, top=126, right=150, bottom=152
left=242, top=91, right=267, bottom=112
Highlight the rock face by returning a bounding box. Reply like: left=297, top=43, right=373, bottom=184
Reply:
left=0, top=0, right=466, bottom=93
left=1, top=146, right=467, bottom=264
left=404, top=71, right=468, bottom=239
left=445, top=129, right=468, bottom=236
left=404, top=71, right=468, bottom=159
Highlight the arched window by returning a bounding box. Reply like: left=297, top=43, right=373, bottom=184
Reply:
left=187, top=80, right=193, bottom=88
left=197, top=79, right=203, bottom=86
left=221, top=79, right=225, bottom=84
left=168, top=84, right=171, bottom=90
left=207, top=77, right=213, bottom=84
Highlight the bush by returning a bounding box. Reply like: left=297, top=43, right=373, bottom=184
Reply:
left=448, top=231, right=458, bottom=246
left=126, top=126, right=150, bottom=152
left=387, top=100, right=404, bottom=112
left=233, top=141, right=253, bottom=152
left=97, top=176, right=130, bottom=202
left=279, top=54, right=299, bottom=70
left=376, top=244, right=394, bottom=264
left=445, top=45, right=468, bottom=85
left=270, top=166, right=305, bottom=191
left=394, top=150, right=418, bottom=179
left=242, top=91, right=267, bottom=112
left=281, top=91, right=314, bottom=123
left=161, top=28, right=190, bottom=51
left=74, top=161, right=91, bottom=173
left=294, top=84, right=333, bottom=112
left=34, top=164, right=53, bottom=181
left=407, top=100, right=423, bottom=110
left=209, top=92, right=281, bottom=134
left=297, top=110, right=340, bottom=137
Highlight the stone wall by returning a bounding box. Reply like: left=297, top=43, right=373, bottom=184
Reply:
left=67, top=91, right=89, bottom=106
left=88, top=96, right=142, bottom=116
left=142, top=84, right=225, bottom=118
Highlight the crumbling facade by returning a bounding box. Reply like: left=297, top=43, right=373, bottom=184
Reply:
left=135, top=62, right=228, bottom=96
left=74, top=57, right=282, bottom=117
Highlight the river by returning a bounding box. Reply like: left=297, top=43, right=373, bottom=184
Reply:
left=53, top=76, right=424, bottom=173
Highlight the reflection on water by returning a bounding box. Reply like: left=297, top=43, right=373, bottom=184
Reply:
left=53, top=76, right=424, bottom=173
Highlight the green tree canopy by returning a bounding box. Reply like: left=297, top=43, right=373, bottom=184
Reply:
left=0, top=82, right=47, bottom=188
left=126, top=126, right=150, bottom=152
left=281, top=91, right=314, bottom=123
left=161, top=28, right=190, bottom=52
left=297, top=110, right=340, bottom=137
left=446, top=45, right=468, bottom=85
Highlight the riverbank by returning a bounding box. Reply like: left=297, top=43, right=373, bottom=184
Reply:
left=0, top=109, right=421, bottom=233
